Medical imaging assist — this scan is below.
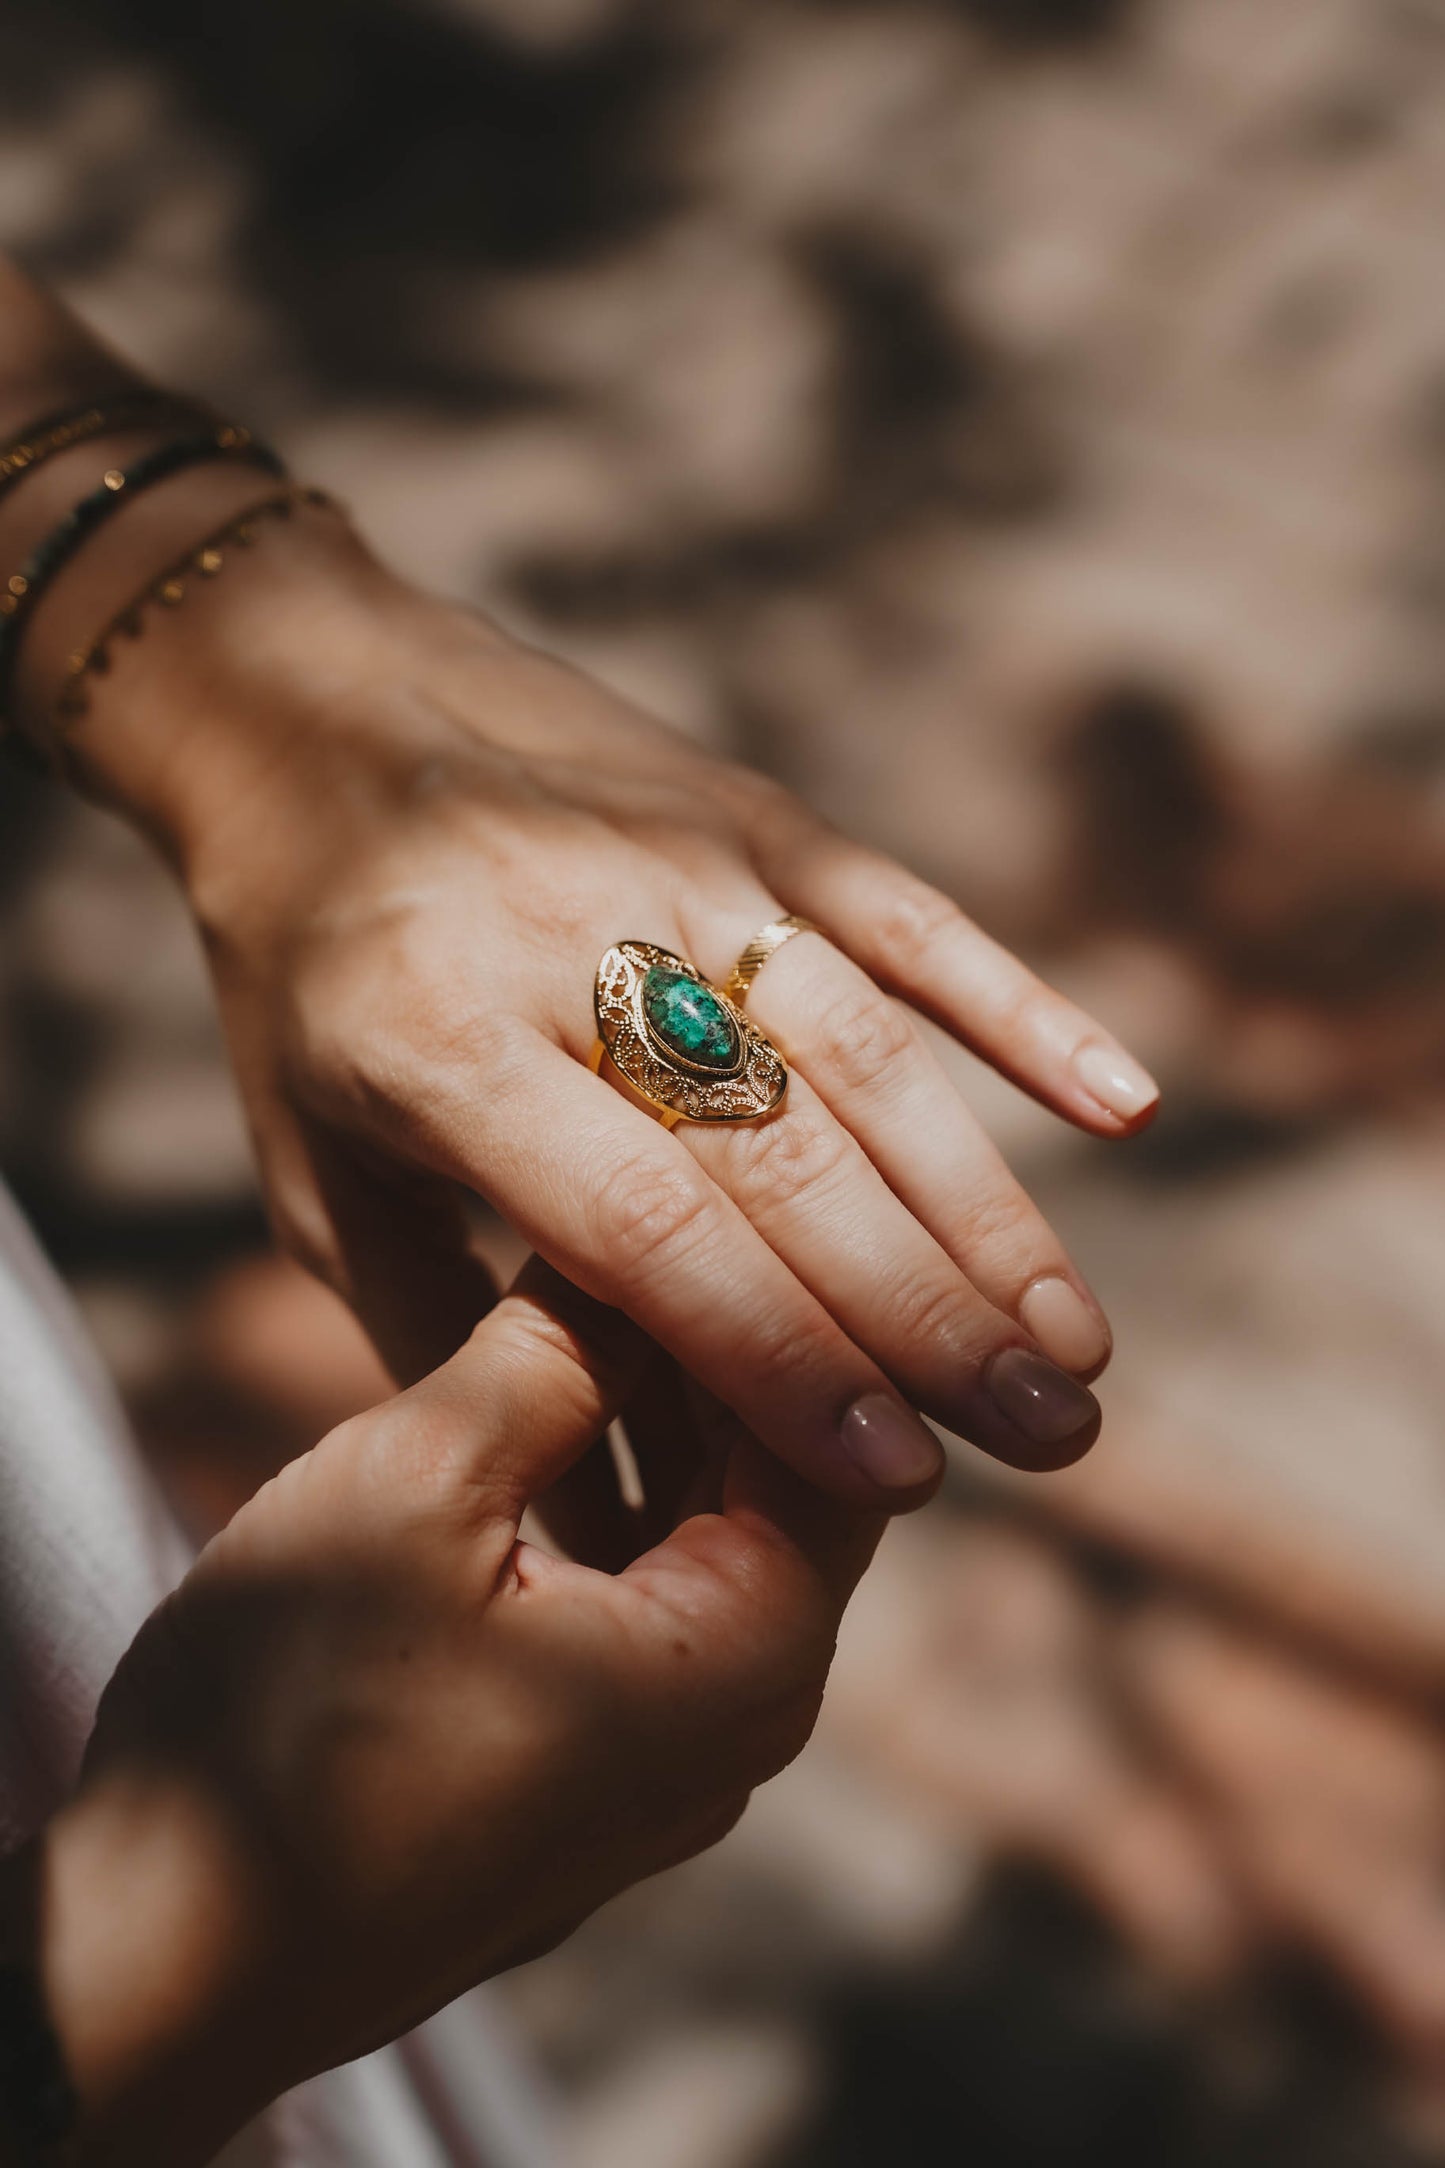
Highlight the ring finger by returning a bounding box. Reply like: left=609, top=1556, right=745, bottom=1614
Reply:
left=680, top=1058, right=1100, bottom=1472
left=701, top=919, right=1112, bottom=1380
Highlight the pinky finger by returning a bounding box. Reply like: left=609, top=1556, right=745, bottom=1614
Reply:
left=763, top=822, right=1160, bottom=1136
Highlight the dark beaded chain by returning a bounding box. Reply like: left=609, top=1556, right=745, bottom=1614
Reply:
left=0, top=392, right=215, bottom=505
left=0, top=427, right=284, bottom=725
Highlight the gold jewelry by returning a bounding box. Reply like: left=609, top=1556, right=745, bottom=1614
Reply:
left=722, top=915, right=823, bottom=1007
left=591, top=940, right=787, bottom=1126
left=50, top=485, right=337, bottom=735
left=0, top=392, right=218, bottom=503
left=0, top=430, right=288, bottom=730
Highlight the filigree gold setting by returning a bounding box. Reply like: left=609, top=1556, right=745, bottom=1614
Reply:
left=592, top=940, right=788, bottom=1125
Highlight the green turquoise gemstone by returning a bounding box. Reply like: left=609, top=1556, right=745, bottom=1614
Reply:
left=642, top=965, right=740, bottom=1070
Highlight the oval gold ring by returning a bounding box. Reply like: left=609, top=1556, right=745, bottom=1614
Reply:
left=721, top=915, right=823, bottom=1007
left=589, top=940, right=788, bottom=1128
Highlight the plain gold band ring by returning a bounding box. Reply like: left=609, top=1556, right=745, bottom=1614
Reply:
left=588, top=1035, right=685, bottom=1129
left=722, top=915, right=824, bottom=1008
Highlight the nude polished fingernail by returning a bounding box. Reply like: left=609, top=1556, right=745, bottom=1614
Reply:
left=1074, top=1043, right=1159, bottom=1122
left=985, top=1346, right=1100, bottom=1450
left=1019, top=1275, right=1111, bottom=1376
left=839, top=1394, right=945, bottom=1491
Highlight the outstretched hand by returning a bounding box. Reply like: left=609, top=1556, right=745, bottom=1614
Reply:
left=77, top=512, right=1156, bottom=1502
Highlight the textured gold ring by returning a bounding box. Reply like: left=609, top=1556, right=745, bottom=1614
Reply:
left=590, top=940, right=788, bottom=1127
left=722, top=915, right=824, bottom=1008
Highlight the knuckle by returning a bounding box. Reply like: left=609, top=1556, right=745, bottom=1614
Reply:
left=287, top=992, right=402, bottom=1127
left=290, top=930, right=531, bottom=1127
left=725, top=1108, right=854, bottom=1217
left=588, top=1151, right=717, bottom=1283
left=730, top=1297, right=839, bottom=1399
left=875, top=879, right=966, bottom=975
left=492, top=1292, right=621, bottom=1432
left=950, top=1180, right=1039, bottom=1260
left=723, top=766, right=802, bottom=842
left=995, top=973, right=1051, bottom=1040
left=811, top=980, right=915, bottom=1097
left=887, top=1269, right=981, bottom=1359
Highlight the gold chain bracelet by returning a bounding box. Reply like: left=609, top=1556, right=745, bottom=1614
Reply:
left=44, top=483, right=337, bottom=746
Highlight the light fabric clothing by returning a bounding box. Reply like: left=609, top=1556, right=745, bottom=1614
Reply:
left=0, top=1181, right=557, bottom=2168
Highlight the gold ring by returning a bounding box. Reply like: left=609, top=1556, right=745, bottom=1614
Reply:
left=722, top=915, right=823, bottom=1008
left=591, top=941, right=788, bottom=1126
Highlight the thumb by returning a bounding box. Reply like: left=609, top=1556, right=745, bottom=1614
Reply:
left=391, top=1255, right=649, bottom=1520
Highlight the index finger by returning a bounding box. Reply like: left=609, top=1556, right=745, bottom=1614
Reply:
left=393, top=1029, right=948, bottom=1508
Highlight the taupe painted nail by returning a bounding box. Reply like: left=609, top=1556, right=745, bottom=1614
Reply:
left=839, top=1394, right=944, bottom=1491
left=1019, top=1275, right=1111, bottom=1376
left=984, top=1346, right=1100, bottom=1450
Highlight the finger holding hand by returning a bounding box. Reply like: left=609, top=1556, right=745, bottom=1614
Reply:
left=529, top=1349, right=716, bottom=1572
left=399, top=1270, right=880, bottom=1789
left=387, top=1253, right=651, bottom=1531
left=608, top=1416, right=884, bottom=1790
left=385, top=1027, right=949, bottom=1509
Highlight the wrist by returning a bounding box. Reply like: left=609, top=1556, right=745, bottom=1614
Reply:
left=2, top=431, right=293, bottom=747
left=16, top=474, right=387, bottom=845
left=86, top=501, right=408, bottom=877
left=32, top=1776, right=290, bottom=2167
left=50, top=496, right=517, bottom=926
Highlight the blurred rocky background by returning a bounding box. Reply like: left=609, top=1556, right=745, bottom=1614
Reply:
left=5, top=0, right=1445, bottom=2160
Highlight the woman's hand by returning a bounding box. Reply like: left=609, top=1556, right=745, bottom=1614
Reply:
left=60, top=507, right=1157, bottom=1501
left=36, top=1263, right=880, bottom=2166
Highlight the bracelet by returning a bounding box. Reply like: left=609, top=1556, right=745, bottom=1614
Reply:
left=0, top=428, right=286, bottom=726
left=0, top=1963, right=76, bottom=2167
left=49, top=484, right=337, bottom=737
left=0, top=392, right=221, bottom=505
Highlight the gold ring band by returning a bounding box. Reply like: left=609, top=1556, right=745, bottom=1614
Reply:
left=591, top=941, right=787, bottom=1126
left=722, top=915, right=823, bottom=1008
left=588, top=1035, right=683, bottom=1130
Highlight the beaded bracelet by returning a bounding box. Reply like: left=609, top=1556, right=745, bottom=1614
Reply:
left=0, top=427, right=285, bottom=725
left=49, top=484, right=337, bottom=739
left=0, top=391, right=219, bottom=505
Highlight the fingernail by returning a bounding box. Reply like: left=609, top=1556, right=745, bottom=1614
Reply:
left=1019, top=1275, right=1111, bottom=1376
left=839, top=1394, right=944, bottom=1491
left=1074, top=1042, right=1159, bottom=1121
left=985, top=1346, right=1100, bottom=1449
